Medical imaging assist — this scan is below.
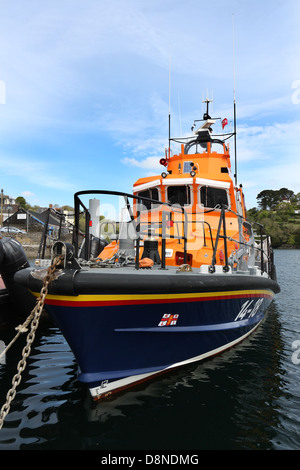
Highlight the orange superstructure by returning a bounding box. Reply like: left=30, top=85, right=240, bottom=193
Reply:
left=99, top=100, right=250, bottom=270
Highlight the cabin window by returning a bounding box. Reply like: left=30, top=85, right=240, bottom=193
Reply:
left=167, top=185, right=191, bottom=206
left=210, top=141, right=225, bottom=153
left=200, top=186, right=228, bottom=208
left=136, top=188, right=159, bottom=211
left=184, top=141, right=207, bottom=154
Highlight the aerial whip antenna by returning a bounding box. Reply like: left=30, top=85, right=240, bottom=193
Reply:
left=168, top=47, right=171, bottom=158
left=178, top=90, right=182, bottom=136
left=232, top=13, right=238, bottom=187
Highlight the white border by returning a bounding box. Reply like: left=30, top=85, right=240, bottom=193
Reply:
left=133, top=179, right=161, bottom=192
left=196, top=178, right=231, bottom=189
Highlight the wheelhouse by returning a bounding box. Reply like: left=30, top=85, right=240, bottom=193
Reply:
left=130, top=115, right=246, bottom=268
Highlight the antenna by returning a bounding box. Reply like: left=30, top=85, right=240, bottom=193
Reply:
left=178, top=90, right=182, bottom=137
left=168, top=48, right=171, bottom=157
left=232, top=13, right=238, bottom=187
left=202, top=95, right=213, bottom=119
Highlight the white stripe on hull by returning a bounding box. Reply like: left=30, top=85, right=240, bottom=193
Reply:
left=89, top=321, right=262, bottom=400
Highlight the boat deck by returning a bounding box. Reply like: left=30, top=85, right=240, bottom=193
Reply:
left=37, top=261, right=278, bottom=297
left=78, top=262, right=263, bottom=277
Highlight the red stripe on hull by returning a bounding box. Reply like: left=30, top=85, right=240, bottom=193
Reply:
left=44, top=292, right=273, bottom=308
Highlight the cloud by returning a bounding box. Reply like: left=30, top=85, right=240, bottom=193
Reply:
left=0, top=0, right=298, bottom=210
left=22, top=191, right=34, bottom=198
left=0, top=154, right=76, bottom=192
left=235, top=117, right=300, bottom=206
left=122, top=156, right=161, bottom=170
left=237, top=119, right=300, bottom=161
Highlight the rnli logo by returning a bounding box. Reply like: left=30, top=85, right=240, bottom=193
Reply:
left=158, top=314, right=179, bottom=326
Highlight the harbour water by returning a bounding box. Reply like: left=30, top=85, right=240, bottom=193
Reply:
left=0, top=249, right=299, bottom=451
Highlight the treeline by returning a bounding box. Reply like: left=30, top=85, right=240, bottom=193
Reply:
left=247, top=188, right=300, bottom=248
left=16, top=196, right=73, bottom=212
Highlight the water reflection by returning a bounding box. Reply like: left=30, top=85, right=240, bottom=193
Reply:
left=76, top=303, right=289, bottom=450
left=0, top=323, right=81, bottom=450
left=0, top=250, right=300, bottom=449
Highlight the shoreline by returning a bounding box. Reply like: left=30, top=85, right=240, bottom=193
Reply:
left=275, top=245, right=300, bottom=250
left=1, top=233, right=300, bottom=262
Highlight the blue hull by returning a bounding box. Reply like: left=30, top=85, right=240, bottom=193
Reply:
left=44, top=287, right=274, bottom=399
left=14, top=262, right=280, bottom=399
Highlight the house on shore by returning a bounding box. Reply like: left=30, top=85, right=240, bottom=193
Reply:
left=0, top=192, right=18, bottom=224
left=2, top=207, right=74, bottom=235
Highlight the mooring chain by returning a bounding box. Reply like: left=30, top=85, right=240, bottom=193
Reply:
left=0, top=254, right=64, bottom=430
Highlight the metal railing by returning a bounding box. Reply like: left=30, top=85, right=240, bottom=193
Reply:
left=73, top=190, right=188, bottom=269
left=208, top=205, right=276, bottom=279
left=72, top=191, right=276, bottom=278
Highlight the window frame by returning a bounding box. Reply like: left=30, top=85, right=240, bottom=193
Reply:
left=135, top=186, right=161, bottom=211
left=199, top=185, right=230, bottom=209
left=165, top=184, right=193, bottom=208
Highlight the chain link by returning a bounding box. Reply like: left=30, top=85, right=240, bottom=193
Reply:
left=0, top=255, right=64, bottom=430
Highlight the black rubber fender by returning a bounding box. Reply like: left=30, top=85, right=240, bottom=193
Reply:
left=0, top=237, right=36, bottom=315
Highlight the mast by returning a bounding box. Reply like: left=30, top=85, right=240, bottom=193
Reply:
left=233, top=13, right=237, bottom=187
left=233, top=98, right=237, bottom=187
left=168, top=49, right=171, bottom=158
left=203, top=96, right=212, bottom=120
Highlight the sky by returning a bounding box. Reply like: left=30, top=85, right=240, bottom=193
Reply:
left=0, top=0, right=299, bottom=210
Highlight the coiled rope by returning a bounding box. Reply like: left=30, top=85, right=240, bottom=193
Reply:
left=0, top=255, right=64, bottom=430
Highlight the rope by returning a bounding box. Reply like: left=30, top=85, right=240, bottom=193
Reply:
left=0, top=255, right=64, bottom=430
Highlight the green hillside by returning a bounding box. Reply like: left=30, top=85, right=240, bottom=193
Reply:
left=247, top=188, right=300, bottom=248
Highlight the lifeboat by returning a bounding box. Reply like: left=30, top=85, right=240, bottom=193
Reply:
left=13, top=99, right=280, bottom=400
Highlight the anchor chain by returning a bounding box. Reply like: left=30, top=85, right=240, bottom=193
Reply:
left=0, top=255, right=64, bottom=430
